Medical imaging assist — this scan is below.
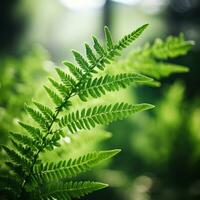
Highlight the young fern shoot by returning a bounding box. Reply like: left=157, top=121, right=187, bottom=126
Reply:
left=1, top=24, right=155, bottom=200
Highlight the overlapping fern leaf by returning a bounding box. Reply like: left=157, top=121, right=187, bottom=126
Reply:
left=0, top=24, right=192, bottom=200
left=111, top=33, right=194, bottom=86
left=133, top=33, right=194, bottom=60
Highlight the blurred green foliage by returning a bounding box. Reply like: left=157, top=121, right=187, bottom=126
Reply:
left=0, top=46, right=49, bottom=144
left=131, top=82, right=200, bottom=200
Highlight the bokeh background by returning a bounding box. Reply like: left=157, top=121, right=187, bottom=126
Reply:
left=0, top=0, right=200, bottom=200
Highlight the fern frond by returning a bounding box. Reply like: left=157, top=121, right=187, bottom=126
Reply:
left=78, top=73, right=152, bottom=101
left=25, top=105, right=49, bottom=130
left=104, top=26, right=114, bottom=50
left=88, top=24, right=148, bottom=73
left=18, top=122, right=43, bottom=141
left=151, top=33, right=194, bottom=59
left=11, top=140, right=34, bottom=159
left=11, top=140, right=26, bottom=156
left=151, top=62, right=188, bottom=79
left=59, top=103, right=154, bottom=132
left=33, top=102, right=54, bottom=123
left=44, top=86, right=63, bottom=106
left=40, top=181, right=108, bottom=200
left=1, top=146, right=31, bottom=168
left=55, top=67, right=76, bottom=87
left=72, top=50, right=90, bottom=73
left=48, top=77, right=70, bottom=97
left=1, top=24, right=172, bottom=200
left=128, top=59, right=189, bottom=79
left=92, top=36, right=106, bottom=57
left=85, top=43, right=97, bottom=65
left=111, top=34, right=193, bottom=82
left=63, top=61, right=84, bottom=80
left=10, top=132, right=40, bottom=150
left=56, top=24, right=148, bottom=90
left=32, top=149, right=120, bottom=182
left=132, top=33, right=194, bottom=60
left=117, top=24, right=148, bottom=50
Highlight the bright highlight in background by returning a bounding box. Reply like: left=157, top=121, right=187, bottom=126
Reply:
left=111, top=0, right=140, bottom=5
left=59, top=0, right=106, bottom=10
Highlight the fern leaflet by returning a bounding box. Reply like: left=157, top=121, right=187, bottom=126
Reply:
left=59, top=103, right=154, bottom=133
left=78, top=73, right=152, bottom=101
left=32, top=149, right=120, bottom=182
left=39, top=181, right=108, bottom=200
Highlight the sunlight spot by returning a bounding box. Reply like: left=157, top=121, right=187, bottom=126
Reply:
left=59, top=0, right=106, bottom=10
left=63, top=136, right=71, bottom=144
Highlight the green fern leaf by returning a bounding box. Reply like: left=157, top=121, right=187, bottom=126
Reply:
left=10, top=132, right=41, bottom=150
left=72, top=50, right=90, bottom=73
left=61, top=24, right=149, bottom=83
left=48, top=77, right=70, bottom=97
left=117, top=24, right=148, bottom=50
left=128, top=58, right=189, bottom=79
left=104, top=26, right=113, bottom=50
left=11, top=140, right=27, bottom=156
left=63, top=61, right=84, bottom=80
left=2, top=25, right=184, bottom=200
left=92, top=36, right=106, bottom=56
left=55, top=67, right=76, bottom=87
left=40, top=181, right=108, bottom=200
left=130, top=33, right=194, bottom=61
left=59, top=103, right=154, bottom=132
left=151, top=33, right=194, bottom=59
left=89, top=24, right=148, bottom=72
left=11, top=140, right=34, bottom=159
left=78, top=73, right=152, bottom=101
left=18, top=122, right=43, bottom=141
left=33, top=102, right=54, bottom=123
left=1, top=146, right=31, bottom=168
left=44, top=86, right=63, bottom=106
left=25, top=105, right=49, bottom=130
left=85, top=43, right=97, bottom=65
left=32, top=149, right=120, bottom=182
